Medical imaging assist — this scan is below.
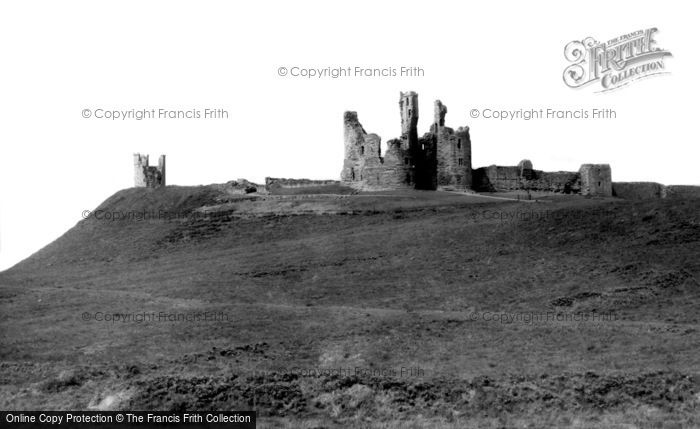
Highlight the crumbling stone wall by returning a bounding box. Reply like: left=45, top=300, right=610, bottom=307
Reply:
left=472, top=165, right=522, bottom=192
left=518, top=160, right=534, bottom=179
left=219, top=179, right=261, bottom=194
left=612, top=182, right=665, bottom=199
left=340, top=111, right=364, bottom=183
left=472, top=161, right=580, bottom=193
left=133, top=153, right=165, bottom=188
left=381, top=139, right=413, bottom=189
left=535, top=171, right=581, bottom=193
left=664, top=185, right=700, bottom=199
left=612, top=183, right=700, bottom=200
left=341, top=92, right=471, bottom=191
left=340, top=111, right=411, bottom=190
left=579, top=164, right=612, bottom=196
left=265, top=177, right=340, bottom=191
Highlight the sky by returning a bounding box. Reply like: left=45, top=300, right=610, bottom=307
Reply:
left=0, top=0, right=698, bottom=270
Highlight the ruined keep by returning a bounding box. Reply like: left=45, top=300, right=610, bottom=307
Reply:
left=341, top=92, right=472, bottom=191
left=134, top=153, right=166, bottom=188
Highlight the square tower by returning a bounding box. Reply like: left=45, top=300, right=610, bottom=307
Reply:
left=579, top=164, right=612, bottom=196
left=133, top=153, right=166, bottom=188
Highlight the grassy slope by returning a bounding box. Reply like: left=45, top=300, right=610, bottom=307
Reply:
left=1, top=186, right=699, bottom=427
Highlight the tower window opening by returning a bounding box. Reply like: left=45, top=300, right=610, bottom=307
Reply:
left=458, top=158, right=464, bottom=166
left=457, top=139, right=461, bottom=149
left=404, top=157, right=409, bottom=165
left=408, top=109, right=412, bottom=118
left=360, top=146, right=365, bottom=155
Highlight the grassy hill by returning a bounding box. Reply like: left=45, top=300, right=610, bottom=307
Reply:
left=1, top=185, right=699, bottom=427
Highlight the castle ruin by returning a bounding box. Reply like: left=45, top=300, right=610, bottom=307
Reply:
left=128, top=92, right=618, bottom=198
left=342, top=92, right=613, bottom=197
left=341, top=92, right=472, bottom=191
left=133, top=153, right=166, bottom=188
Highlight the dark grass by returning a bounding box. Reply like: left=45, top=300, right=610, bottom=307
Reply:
left=1, top=185, right=699, bottom=424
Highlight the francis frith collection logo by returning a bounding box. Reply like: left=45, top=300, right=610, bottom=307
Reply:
left=563, top=28, right=672, bottom=92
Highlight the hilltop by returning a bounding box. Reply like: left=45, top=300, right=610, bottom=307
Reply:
left=1, top=184, right=699, bottom=427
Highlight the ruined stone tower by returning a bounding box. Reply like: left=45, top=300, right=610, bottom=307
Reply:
left=341, top=91, right=472, bottom=191
left=433, top=100, right=472, bottom=190
left=340, top=111, right=411, bottom=189
left=399, top=92, right=422, bottom=187
left=133, top=153, right=166, bottom=188
left=579, top=164, right=612, bottom=196
left=399, top=91, right=419, bottom=147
